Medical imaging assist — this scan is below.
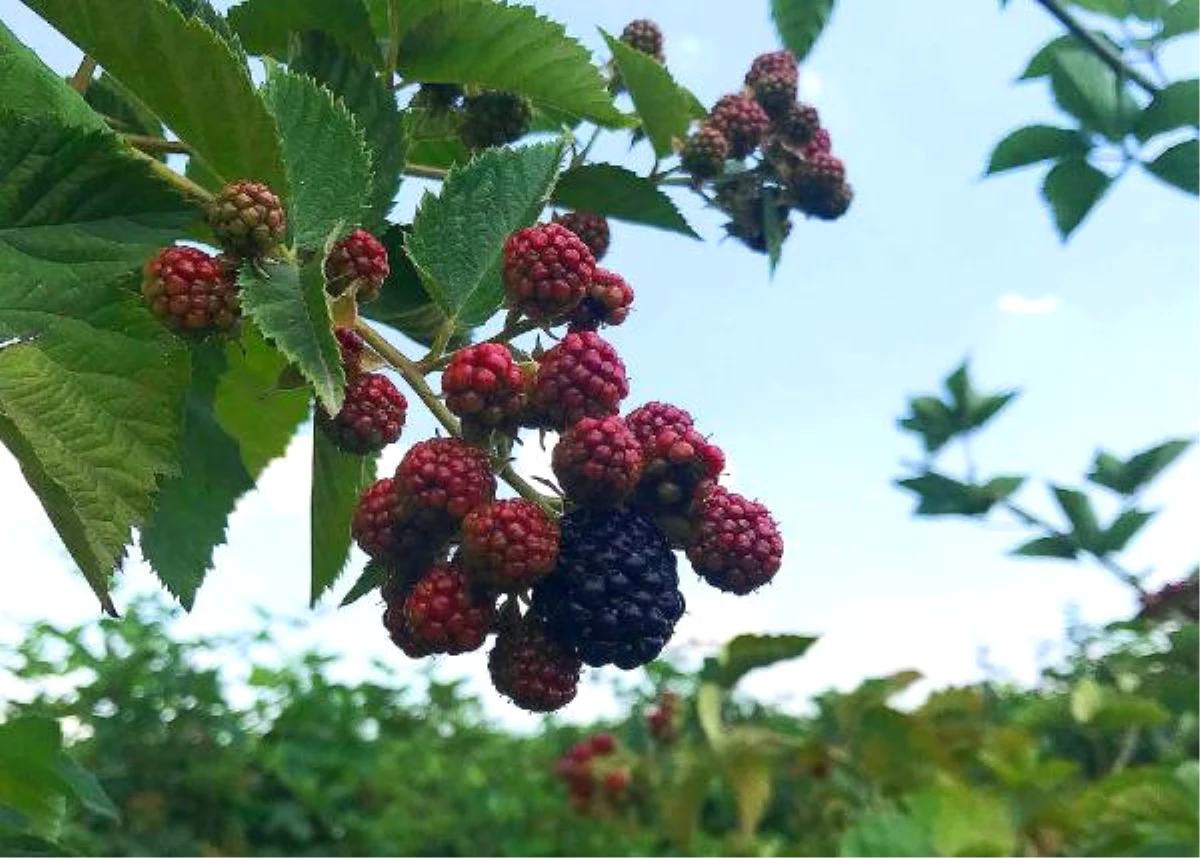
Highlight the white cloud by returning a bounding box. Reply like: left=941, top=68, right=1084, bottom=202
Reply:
left=997, top=293, right=1061, bottom=316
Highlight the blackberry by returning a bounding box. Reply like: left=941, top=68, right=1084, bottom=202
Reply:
left=681, top=124, right=729, bottom=180
left=710, top=94, right=770, bottom=159
left=141, top=246, right=239, bottom=333
left=567, top=267, right=634, bottom=332
left=526, top=331, right=629, bottom=430
left=620, top=18, right=664, bottom=62
left=205, top=179, right=286, bottom=258
left=489, top=615, right=581, bottom=712
left=533, top=509, right=685, bottom=669
left=460, top=91, right=533, bottom=149
left=324, top=228, right=389, bottom=301
left=552, top=211, right=611, bottom=261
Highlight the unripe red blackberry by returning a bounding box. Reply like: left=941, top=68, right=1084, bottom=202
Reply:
left=681, top=123, right=729, bottom=180
left=602, top=770, right=630, bottom=796
left=489, top=615, right=581, bottom=712
left=804, top=127, right=833, bottom=157
left=552, top=211, right=610, bottom=261
left=403, top=561, right=496, bottom=654
left=352, top=477, right=401, bottom=560
left=790, top=153, right=848, bottom=216
left=335, top=326, right=366, bottom=376
left=710, top=94, right=770, bottom=159
left=620, top=18, right=664, bottom=62
left=687, top=485, right=783, bottom=594
left=394, top=437, right=497, bottom=522
left=502, top=222, right=595, bottom=322
left=441, top=342, right=527, bottom=432
left=141, top=246, right=240, bottom=333
left=589, top=733, right=616, bottom=755
left=383, top=592, right=433, bottom=659
left=773, top=102, right=821, bottom=147
left=625, top=402, right=694, bottom=450
left=460, top=90, right=533, bottom=149
left=317, top=372, right=407, bottom=454
left=461, top=499, right=559, bottom=591
left=552, top=415, right=643, bottom=507
left=325, top=228, right=389, bottom=301
left=633, top=426, right=725, bottom=528
left=567, top=267, right=634, bottom=332
left=526, top=331, right=629, bottom=430
left=746, top=50, right=799, bottom=118
left=205, top=179, right=286, bottom=258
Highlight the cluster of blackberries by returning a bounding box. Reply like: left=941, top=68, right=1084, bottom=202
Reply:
left=351, top=219, right=783, bottom=712
left=414, top=83, right=534, bottom=151
left=553, top=733, right=631, bottom=814
left=680, top=49, right=853, bottom=252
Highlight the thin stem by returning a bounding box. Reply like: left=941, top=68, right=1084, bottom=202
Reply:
left=123, top=134, right=191, bottom=154
left=572, top=126, right=602, bottom=167
left=417, top=320, right=456, bottom=370
left=424, top=317, right=542, bottom=372
left=70, top=56, right=97, bottom=94
left=1032, top=0, right=1160, bottom=95
left=405, top=164, right=450, bottom=181
left=126, top=148, right=213, bottom=204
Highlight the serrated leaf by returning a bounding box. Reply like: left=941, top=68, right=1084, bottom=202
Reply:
left=700, top=634, right=817, bottom=690
left=1103, top=508, right=1154, bottom=553
left=552, top=164, right=697, bottom=237
left=406, top=141, right=564, bottom=329
left=1145, top=139, right=1199, bottom=194
left=0, top=21, right=106, bottom=131
left=141, top=335, right=309, bottom=608
left=1135, top=79, right=1200, bottom=141
left=392, top=0, right=624, bottom=127
left=361, top=224, right=463, bottom=347
left=771, top=0, right=836, bottom=61
left=1093, top=438, right=1196, bottom=494
left=897, top=472, right=1000, bottom=517
left=970, top=391, right=1019, bottom=431
left=239, top=260, right=344, bottom=413
left=228, top=0, right=382, bottom=66
left=341, top=558, right=388, bottom=606
left=0, top=119, right=193, bottom=613
left=84, top=73, right=162, bottom=141
left=167, top=0, right=245, bottom=58
left=1053, top=485, right=1102, bottom=548
left=1012, top=534, right=1079, bottom=559
left=22, top=0, right=286, bottom=192
left=1042, top=156, right=1112, bottom=239
left=1050, top=48, right=1138, bottom=140
left=601, top=30, right=704, bottom=158
left=261, top=68, right=372, bottom=248
left=290, top=31, right=408, bottom=230
left=311, top=429, right=376, bottom=605
left=406, top=136, right=471, bottom=173
left=1161, top=0, right=1200, bottom=37
left=987, top=124, right=1091, bottom=173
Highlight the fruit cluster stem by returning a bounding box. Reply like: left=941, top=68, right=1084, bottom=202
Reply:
left=127, top=148, right=214, bottom=204
left=1032, top=0, right=1160, bottom=95
left=354, top=318, right=558, bottom=515
left=70, top=55, right=97, bottom=93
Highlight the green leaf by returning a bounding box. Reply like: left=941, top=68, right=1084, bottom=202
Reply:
left=1071, top=677, right=1106, bottom=722
left=311, top=430, right=376, bottom=605
left=1050, top=48, right=1138, bottom=139
left=1020, top=35, right=1075, bottom=80
left=84, top=73, right=163, bottom=141
left=906, top=784, right=1018, bottom=857
left=601, top=30, right=704, bottom=158
left=228, top=0, right=382, bottom=66
left=22, top=0, right=286, bottom=192
left=1124, top=438, right=1194, bottom=490
left=0, top=119, right=194, bottom=612
left=839, top=808, right=932, bottom=857
left=340, top=558, right=388, bottom=606
left=1053, top=485, right=1102, bottom=549
left=0, top=21, right=106, bottom=131
left=290, top=31, right=408, bottom=230
left=762, top=192, right=788, bottom=274
left=898, top=396, right=958, bottom=454
left=1135, top=79, right=1200, bottom=141
left=1144, top=139, right=1200, bottom=194
left=361, top=225, right=463, bottom=347
left=1068, top=0, right=1130, bottom=15
left=1042, top=156, right=1112, bottom=239
left=262, top=67, right=373, bottom=248
left=167, top=0, right=246, bottom=58
left=1012, top=534, right=1079, bottom=559
left=897, top=472, right=1003, bottom=517
left=551, top=164, right=697, bottom=237
left=406, top=141, right=564, bottom=329
left=392, top=0, right=625, bottom=127
left=700, top=634, right=817, bottom=690
left=987, top=124, right=1091, bottom=173
left=239, top=259, right=345, bottom=413
left=1160, top=0, right=1200, bottom=37
left=1102, top=508, right=1154, bottom=553
left=771, top=0, right=836, bottom=61
left=140, top=336, right=309, bottom=609
left=661, top=751, right=715, bottom=852
left=718, top=728, right=780, bottom=842
left=0, top=718, right=68, bottom=836
left=52, top=755, right=118, bottom=823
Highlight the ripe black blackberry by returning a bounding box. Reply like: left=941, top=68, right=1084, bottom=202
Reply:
left=533, top=509, right=685, bottom=669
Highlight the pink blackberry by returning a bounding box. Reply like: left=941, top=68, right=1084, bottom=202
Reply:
left=393, top=437, right=497, bottom=522
left=489, top=615, right=582, bottom=712
left=460, top=499, right=560, bottom=591
left=141, top=246, right=240, bottom=333
left=681, top=124, right=729, bottom=180
left=625, top=402, right=694, bottom=450
left=526, top=331, right=629, bottom=430
left=325, top=228, right=389, bottom=301
left=441, top=342, right=527, bottom=431
left=687, top=485, right=783, bottom=595
left=502, top=223, right=596, bottom=321
left=745, top=50, right=798, bottom=117
left=567, top=267, right=634, bottom=332
left=552, top=415, right=643, bottom=507
left=403, top=561, right=496, bottom=654
left=317, top=372, right=407, bottom=454
left=710, top=94, right=770, bottom=159
left=804, top=127, right=833, bottom=157
left=552, top=211, right=610, bottom=261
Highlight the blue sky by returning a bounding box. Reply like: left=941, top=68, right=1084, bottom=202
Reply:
left=1, top=0, right=1197, bottom=723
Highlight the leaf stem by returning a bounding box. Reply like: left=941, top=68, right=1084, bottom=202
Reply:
left=126, top=147, right=214, bottom=204
left=70, top=55, right=97, bottom=94
left=405, top=163, right=450, bottom=181
left=123, top=134, right=191, bottom=154
left=1031, top=0, right=1160, bottom=95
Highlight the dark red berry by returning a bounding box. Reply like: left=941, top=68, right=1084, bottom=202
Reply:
left=404, top=561, right=496, bottom=654
left=489, top=615, right=582, bottom=712
left=460, top=499, right=559, bottom=591
left=567, top=267, right=634, bottom=332
left=681, top=123, right=729, bottom=180
left=441, top=343, right=527, bottom=431
left=394, top=437, right=496, bottom=522
left=804, top=127, right=833, bottom=157
left=710, top=94, right=770, bottom=159
left=383, top=601, right=433, bottom=658
left=317, top=373, right=407, bottom=455
left=502, top=223, right=596, bottom=322
left=335, top=326, right=366, bottom=375
left=526, top=331, right=629, bottom=430
left=552, top=415, right=643, bottom=507
left=325, top=228, right=389, bottom=301
left=746, top=50, right=798, bottom=117
left=352, top=477, right=401, bottom=560
left=687, top=485, right=783, bottom=595
left=625, top=402, right=695, bottom=450
left=142, top=246, right=240, bottom=333
left=633, top=426, right=725, bottom=527
left=552, top=211, right=610, bottom=261
left=773, top=102, right=821, bottom=147
left=589, top=733, right=616, bottom=755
